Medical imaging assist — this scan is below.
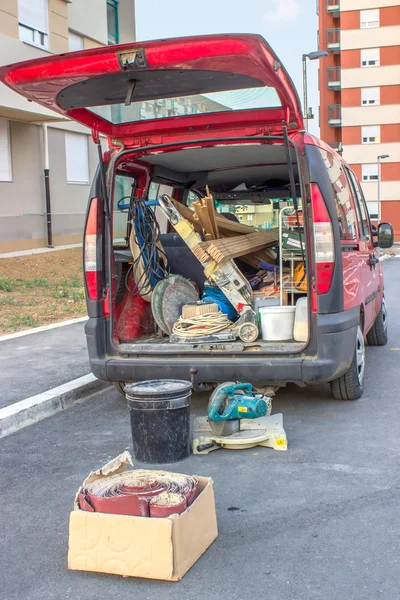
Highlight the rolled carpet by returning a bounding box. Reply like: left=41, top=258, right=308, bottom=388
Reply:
left=79, top=469, right=199, bottom=518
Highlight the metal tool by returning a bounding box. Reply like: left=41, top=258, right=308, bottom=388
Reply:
left=207, top=382, right=270, bottom=436
left=157, top=195, right=259, bottom=343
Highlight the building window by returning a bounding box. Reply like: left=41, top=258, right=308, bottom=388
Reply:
left=366, top=202, right=379, bottom=220
left=362, top=126, right=380, bottom=144
left=65, top=133, right=89, bottom=184
left=362, top=164, right=379, bottom=182
left=361, top=87, right=380, bottom=106
left=360, top=9, right=379, bottom=29
left=18, top=0, right=48, bottom=49
left=69, top=31, right=84, bottom=52
left=0, top=119, right=12, bottom=182
left=107, top=0, right=119, bottom=45
left=361, top=48, right=380, bottom=68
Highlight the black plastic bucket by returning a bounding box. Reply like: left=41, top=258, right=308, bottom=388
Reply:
left=125, top=380, right=192, bottom=464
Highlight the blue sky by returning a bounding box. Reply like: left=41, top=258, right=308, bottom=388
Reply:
left=135, top=0, right=321, bottom=135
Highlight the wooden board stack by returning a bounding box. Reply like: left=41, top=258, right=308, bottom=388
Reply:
left=171, top=189, right=278, bottom=268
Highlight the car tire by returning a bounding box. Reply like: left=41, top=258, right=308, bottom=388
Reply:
left=330, top=325, right=365, bottom=401
left=366, top=298, right=388, bottom=346
left=113, top=381, right=127, bottom=396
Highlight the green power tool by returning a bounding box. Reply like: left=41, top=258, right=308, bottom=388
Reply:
left=207, top=382, right=269, bottom=437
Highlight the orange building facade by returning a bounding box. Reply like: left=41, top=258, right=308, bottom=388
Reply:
left=318, top=0, right=400, bottom=238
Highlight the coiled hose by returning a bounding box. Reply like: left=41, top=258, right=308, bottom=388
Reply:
left=172, top=311, right=232, bottom=337
left=79, top=469, right=199, bottom=518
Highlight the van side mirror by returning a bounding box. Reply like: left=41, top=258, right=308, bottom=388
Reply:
left=375, top=222, right=394, bottom=249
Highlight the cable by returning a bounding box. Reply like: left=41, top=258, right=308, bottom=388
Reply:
left=126, top=196, right=169, bottom=298
left=172, top=311, right=232, bottom=337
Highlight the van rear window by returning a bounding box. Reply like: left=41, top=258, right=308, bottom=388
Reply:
left=88, top=87, right=281, bottom=124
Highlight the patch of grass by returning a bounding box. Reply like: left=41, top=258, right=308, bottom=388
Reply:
left=70, top=276, right=82, bottom=288
left=52, top=287, right=67, bottom=299
left=70, top=289, right=85, bottom=302
left=0, top=296, right=20, bottom=305
left=0, top=277, right=17, bottom=292
left=23, top=277, right=51, bottom=289
left=5, top=314, right=38, bottom=330
left=23, top=298, right=37, bottom=307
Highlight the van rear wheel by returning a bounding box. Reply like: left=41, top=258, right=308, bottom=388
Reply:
left=366, top=298, right=388, bottom=346
left=330, top=325, right=365, bottom=401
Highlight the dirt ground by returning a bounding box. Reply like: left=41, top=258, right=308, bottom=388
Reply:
left=0, top=248, right=87, bottom=334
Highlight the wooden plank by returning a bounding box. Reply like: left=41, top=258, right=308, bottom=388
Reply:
left=204, top=195, right=219, bottom=239
left=193, top=200, right=215, bottom=240
left=193, top=231, right=277, bottom=264
left=172, top=200, right=255, bottom=235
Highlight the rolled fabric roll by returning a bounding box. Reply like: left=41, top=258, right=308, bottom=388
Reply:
left=149, top=492, right=187, bottom=518
left=79, top=469, right=199, bottom=517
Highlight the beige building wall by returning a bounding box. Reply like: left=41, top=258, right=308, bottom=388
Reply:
left=0, top=0, right=18, bottom=38
left=49, top=0, right=69, bottom=54
left=0, top=0, right=136, bottom=252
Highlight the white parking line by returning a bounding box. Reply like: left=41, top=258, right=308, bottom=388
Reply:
left=0, top=316, right=87, bottom=342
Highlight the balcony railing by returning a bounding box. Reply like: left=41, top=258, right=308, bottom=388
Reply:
left=327, top=28, right=340, bottom=51
left=327, top=0, right=340, bottom=13
left=327, top=67, right=341, bottom=89
left=328, top=104, right=342, bottom=127
left=329, top=141, right=343, bottom=153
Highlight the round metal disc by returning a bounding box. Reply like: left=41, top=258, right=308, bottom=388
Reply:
left=162, top=278, right=199, bottom=334
left=238, top=322, right=259, bottom=343
left=207, top=382, right=240, bottom=436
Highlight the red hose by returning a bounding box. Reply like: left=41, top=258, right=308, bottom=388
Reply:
left=79, top=469, right=199, bottom=517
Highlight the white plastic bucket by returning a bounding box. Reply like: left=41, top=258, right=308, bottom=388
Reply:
left=259, top=305, right=296, bottom=341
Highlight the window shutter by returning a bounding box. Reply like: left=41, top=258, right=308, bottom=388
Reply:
left=0, top=119, right=12, bottom=182
left=18, top=0, right=48, bottom=33
left=65, top=133, right=89, bottom=184
left=361, top=48, right=380, bottom=66
left=360, top=9, right=379, bottom=28
left=361, top=87, right=380, bottom=105
left=362, top=164, right=379, bottom=181
left=69, top=31, right=84, bottom=52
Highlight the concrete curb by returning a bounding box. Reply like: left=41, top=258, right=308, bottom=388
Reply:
left=0, top=374, right=111, bottom=439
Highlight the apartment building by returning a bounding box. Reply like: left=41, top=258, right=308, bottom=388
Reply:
left=318, top=0, right=400, bottom=238
left=0, top=1, right=136, bottom=252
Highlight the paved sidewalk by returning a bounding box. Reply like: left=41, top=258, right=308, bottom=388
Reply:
left=0, top=321, right=89, bottom=408
left=0, top=243, right=81, bottom=259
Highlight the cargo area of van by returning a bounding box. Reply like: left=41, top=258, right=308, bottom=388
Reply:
left=103, top=138, right=311, bottom=355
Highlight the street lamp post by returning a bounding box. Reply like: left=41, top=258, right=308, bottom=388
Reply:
left=302, top=50, right=329, bottom=131
left=377, top=154, right=390, bottom=222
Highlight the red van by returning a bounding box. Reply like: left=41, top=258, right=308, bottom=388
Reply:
left=1, top=34, right=393, bottom=400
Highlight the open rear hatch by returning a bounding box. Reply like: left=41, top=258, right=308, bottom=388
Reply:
left=0, top=34, right=304, bottom=144
left=1, top=34, right=310, bottom=355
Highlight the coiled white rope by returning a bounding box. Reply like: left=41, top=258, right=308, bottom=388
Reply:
left=172, top=311, right=232, bottom=337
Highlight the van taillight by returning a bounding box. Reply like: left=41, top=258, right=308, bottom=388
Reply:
left=311, top=183, right=335, bottom=295
left=84, top=197, right=103, bottom=301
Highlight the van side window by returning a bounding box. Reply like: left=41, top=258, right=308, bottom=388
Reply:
left=148, top=182, right=174, bottom=234
left=318, top=149, right=357, bottom=240
left=346, top=169, right=371, bottom=239
left=113, top=174, right=136, bottom=247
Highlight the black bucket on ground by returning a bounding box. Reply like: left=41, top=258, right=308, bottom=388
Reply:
left=125, top=379, right=192, bottom=464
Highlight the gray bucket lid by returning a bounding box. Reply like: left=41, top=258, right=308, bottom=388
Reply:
left=124, top=379, right=192, bottom=397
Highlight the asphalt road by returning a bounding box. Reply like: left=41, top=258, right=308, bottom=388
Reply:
left=1, top=260, right=400, bottom=600
left=0, top=322, right=89, bottom=408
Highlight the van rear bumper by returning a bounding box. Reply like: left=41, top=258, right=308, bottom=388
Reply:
left=86, top=307, right=359, bottom=387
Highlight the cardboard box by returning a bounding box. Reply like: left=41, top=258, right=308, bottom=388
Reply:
left=68, top=452, right=218, bottom=581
